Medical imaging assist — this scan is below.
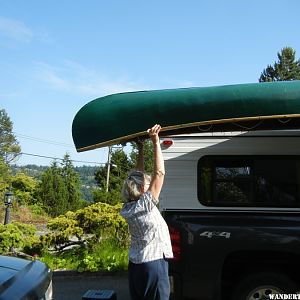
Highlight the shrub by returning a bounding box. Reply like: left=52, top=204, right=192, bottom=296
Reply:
left=19, top=201, right=130, bottom=272
left=0, top=222, right=37, bottom=254
left=43, top=202, right=129, bottom=252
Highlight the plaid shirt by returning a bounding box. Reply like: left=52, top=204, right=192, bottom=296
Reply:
left=121, top=191, right=173, bottom=264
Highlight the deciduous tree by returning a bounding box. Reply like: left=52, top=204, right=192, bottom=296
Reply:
left=93, top=140, right=154, bottom=205
left=0, top=109, right=21, bottom=164
left=94, top=147, right=133, bottom=204
left=130, top=140, right=154, bottom=174
left=11, top=172, right=38, bottom=205
left=0, top=158, right=10, bottom=194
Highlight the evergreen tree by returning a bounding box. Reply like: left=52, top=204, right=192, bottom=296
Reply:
left=61, top=153, right=82, bottom=211
left=37, top=161, right=68, bottom=217
left=0, top=109, right=21, bottom=164
left=36, top=155, right=83, bottom=216
left=259, top=47, right=300, bottom=82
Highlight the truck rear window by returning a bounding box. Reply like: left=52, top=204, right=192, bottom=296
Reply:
left=198, top=155, right=300, bottom=207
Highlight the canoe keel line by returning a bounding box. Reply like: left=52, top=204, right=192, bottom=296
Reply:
left=72, top=81, right=300, bottom=152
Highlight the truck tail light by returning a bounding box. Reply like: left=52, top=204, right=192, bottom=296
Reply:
left=169, top=226, right=181, bottom=262
left=162, top=139, right=174, bottom=148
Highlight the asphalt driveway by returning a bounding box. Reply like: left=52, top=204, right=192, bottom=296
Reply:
left=53, top=271, right=130, bottom=300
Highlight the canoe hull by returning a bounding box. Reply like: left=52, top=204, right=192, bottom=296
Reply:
left=72, top=81, right=300, bottom=152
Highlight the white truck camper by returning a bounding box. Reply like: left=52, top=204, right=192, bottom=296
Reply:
left=160, top=130, right=300, bottom=212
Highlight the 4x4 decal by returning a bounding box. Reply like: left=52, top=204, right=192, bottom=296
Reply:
left=199, top=231, right=231, bottom=239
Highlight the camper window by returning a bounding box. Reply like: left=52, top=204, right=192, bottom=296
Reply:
left=198, top=155, right=300, bottom=208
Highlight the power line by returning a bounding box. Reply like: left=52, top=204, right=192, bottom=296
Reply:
left=12, top=132, right=109, bottom=165
left=19, top=152, right=106, bottom=165
left=14, top=132, right=74, bottom=148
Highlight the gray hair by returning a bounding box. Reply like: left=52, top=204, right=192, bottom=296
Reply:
left=121, top=170, right=151, bottom=201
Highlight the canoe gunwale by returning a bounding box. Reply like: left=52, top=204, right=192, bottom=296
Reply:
left=76, top=113, right=300, bottom=152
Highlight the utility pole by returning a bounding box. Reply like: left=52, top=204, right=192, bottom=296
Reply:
left=105, top=145, right=123, bottom=193
left=106, top=146, right=112, bottom=192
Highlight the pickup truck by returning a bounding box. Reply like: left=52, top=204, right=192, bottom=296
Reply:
left=160, top=131, right=300, bottom=300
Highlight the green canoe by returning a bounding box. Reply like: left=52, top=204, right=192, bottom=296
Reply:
left=72, top=81, right=300, bottom=152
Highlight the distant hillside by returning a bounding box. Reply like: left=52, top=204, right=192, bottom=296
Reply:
left=74, top=165, right=100, bottom=202
left=12, top=164, right=48, bottom=179
left=12, top=164, right=100, bottom=202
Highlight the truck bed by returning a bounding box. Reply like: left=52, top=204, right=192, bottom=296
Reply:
left=164, top=209, right=300, bottom=300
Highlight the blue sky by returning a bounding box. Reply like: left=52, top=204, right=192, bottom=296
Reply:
left=1, top=0, right=300, bottom=166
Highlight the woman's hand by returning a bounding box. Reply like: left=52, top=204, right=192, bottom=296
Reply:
left=147, top=124, right=161, bottom=144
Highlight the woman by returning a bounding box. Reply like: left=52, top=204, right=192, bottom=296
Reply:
left=121, top=124, right=173, bottom=300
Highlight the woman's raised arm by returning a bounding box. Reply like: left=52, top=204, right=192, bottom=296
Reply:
left=148, top=124, right=165, bottom=201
